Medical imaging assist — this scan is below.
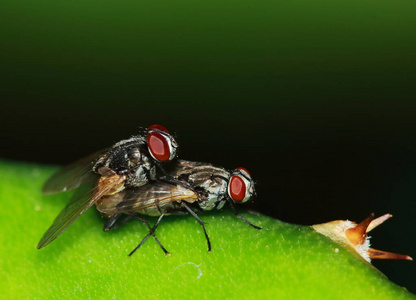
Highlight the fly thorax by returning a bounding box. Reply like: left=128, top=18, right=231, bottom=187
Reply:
left=125, top=165, right=152, bottom=187
left=126, top=148, right=143, bottom=167
left=94, top=136, right=149, bottom=175
left=125, top=148, right=156, bottom=187
left=198, top=178, right=228, bottom=211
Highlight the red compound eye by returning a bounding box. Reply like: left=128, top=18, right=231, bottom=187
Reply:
left=148, top=124, right=169, bottom=133
left=147, top=131, right=172, bottom=162
left=228, top=175, right=247, bottom=202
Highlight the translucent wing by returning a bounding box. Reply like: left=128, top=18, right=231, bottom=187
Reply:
left=114, top=182, right=198, bottom=214
left=42, top=149, right=109, bottom=195
left=167, top=159, right=211, bottom=175
left=37, top=171, right=125, bottom=249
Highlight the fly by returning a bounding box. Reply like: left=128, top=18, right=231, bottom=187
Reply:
left=37, top=124, right=178, bottom=249
left=101, top=160, right=261, bottom=255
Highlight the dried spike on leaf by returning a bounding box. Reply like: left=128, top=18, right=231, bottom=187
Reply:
left=312, top=213, right=412, bottom=263
left=366, top=213, right=392, bottom=232
left=368, top=248, right=412, bottom=261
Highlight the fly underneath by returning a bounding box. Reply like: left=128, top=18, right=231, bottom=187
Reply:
left=98, top=160, right=261, bottom=255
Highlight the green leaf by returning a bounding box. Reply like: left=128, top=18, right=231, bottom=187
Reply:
left=1, top=159, right=414, bottom=299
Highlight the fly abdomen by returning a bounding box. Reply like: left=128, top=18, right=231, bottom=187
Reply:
left=96, top=182, right=198, bottom=217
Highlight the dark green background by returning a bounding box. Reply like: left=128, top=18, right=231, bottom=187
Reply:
left=1, top=0, right=415, bottom=293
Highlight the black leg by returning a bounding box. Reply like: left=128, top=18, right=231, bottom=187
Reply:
left=228, top=200, right=262, bottom=230
left=182, top=202, right=211, bottom=252
left=104, top=214, right=134, bottom=231
left=128, top=213, right=169, bottom=256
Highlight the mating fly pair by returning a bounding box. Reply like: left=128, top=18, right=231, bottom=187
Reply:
left=38, top=125, right=260, bottom=255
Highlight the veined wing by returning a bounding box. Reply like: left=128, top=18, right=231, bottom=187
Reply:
left=37, top=171, right=125, bottom=249
left=167, top=159, right=210, bottom=174
left=42, top=148, right=109, bottom=194
left=115, top=182, right=198, bottom=213
left=167, top=159, right=229, bottom=186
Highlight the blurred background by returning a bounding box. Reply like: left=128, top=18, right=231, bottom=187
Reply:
left=1, top=0, right=415, bottom=292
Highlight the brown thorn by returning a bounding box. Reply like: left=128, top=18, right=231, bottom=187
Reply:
left=367, top=213, right=392, bottom=233
left=346, top=213, right=375, bottom=246
left=369, top=248, right=413, bottom=261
